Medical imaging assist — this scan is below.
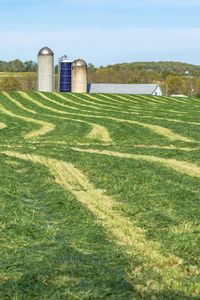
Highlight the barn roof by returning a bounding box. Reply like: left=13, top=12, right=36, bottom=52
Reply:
left=87, top=83, right=161, bottom=95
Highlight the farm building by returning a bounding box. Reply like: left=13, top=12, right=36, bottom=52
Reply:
left=87, top=83, right=163, bottom=96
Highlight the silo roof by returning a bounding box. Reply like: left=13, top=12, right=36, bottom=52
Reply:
left=38, top=47, right=54, bottom=56
left=72, top=59, right=87, bottom=68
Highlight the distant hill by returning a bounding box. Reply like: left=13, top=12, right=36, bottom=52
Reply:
left=1, top=59, right=200, bottom=74
left=104, top=61, right=200, bottom=74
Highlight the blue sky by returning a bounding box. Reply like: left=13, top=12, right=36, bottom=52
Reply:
left=0, top=0, right=200, bottom=66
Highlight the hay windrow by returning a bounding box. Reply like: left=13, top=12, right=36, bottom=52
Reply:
left=0, top=103, right=55, bottom=138
left=55, top=92, right=106, bottom=111
left=3, top=92, right=37, bottom=114
left=0, top=122, right=6, bottom=130
left=87, top=124, right=112, bottom=142
left=71, top=93, right=139, bottom=115
left=35, top=112, right=112, bottom=143
left=132, top=144, right=199, bottom=151
left=36, top=92, right=80, bottom=110
left=139, top=95, right=166, bottom=104
left=141, top=115, right=200, bottom=126
left=16, top=92, right=189, bottom=142
left=2, top=150, right=199, bottom=296
left=84, top=94, right=121, bottom=110
left=109, top=117, right=194, bottom=142
left=0, top=92, right=200, bottom=297
left=71, top=147, right=200, bottom=178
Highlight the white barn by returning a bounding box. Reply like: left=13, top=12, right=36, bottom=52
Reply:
left=87, top=84, right=163, bottom=96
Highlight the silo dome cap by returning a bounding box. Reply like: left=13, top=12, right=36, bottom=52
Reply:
left=72, top=59, right=87, bottom=68
left=38, top=47, right=54, bottom=56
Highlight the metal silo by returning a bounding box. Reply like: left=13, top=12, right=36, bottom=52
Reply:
left=37, top=47, right=54, bottom=92
left=71, top=59, right=87, bottom=93
left=59, top=56, right=72, bottom=92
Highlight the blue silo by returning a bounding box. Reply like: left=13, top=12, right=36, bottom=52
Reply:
left=59, top=56, right=72, bottom=92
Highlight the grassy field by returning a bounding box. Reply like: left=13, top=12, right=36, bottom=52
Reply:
left=0, top=91, right=199, bottom=299
left=0, top=73, right=58, bottom=91
left=0, top=72, right=35, bottom=79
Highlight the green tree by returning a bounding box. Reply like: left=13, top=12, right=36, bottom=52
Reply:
left=0, top=76, right=22, bottom=91
left=166, top=75, right=185, bottom=95
left=88, top=63, right=97, bottom=72
left=24, top=60, right=37, bottom=72
left=55, top=64, right=59, bottom=74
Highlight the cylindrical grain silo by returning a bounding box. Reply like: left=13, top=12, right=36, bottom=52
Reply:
left=59, top=56, right=72, bottom=92
left=71, top=59, right=87, bottom=93
left=37, top=47, right=54, bottom=92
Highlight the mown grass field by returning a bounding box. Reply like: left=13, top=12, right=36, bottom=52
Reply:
left=0, top=91, right=199, bottom=299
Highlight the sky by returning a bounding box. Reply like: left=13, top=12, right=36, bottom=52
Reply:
left=0, top=0, right=200, bottom=66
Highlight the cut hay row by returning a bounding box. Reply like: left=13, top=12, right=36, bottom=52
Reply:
left=39, top=91, right=107, bottom=112
left=36, top=92, right=79, bottom=111
left=108, top=117, right=194, bottom=142
left=20, top=91, right=84, bottom=112
left=7, top=92, right=195, bottom=143
left=3, top=92, right=37, bottom=114
left=6, top=92, right=112, bottom=143
left=96, top=93, right=136, bottom=106
left=40, top=113, right=112, bottom=142
left=0, top=103, right=55, bottom=138
left=17, top=93, right=112, bottom=142
left=36, top=93, right=197, bottom=142
left=140, top=115, right=200, bottom=126
left=53, top=92, right=140, bottom=115
left=71, top=147, right=200, bottom=179
left=0, top=92, right=200, bottom=298
left=87, top=124, right=112, bottom=142
left=55, top=92, right=113, bottom=111
left=71, top=93, right=140, bottom=114
left=111, top=94, right=139, bottom=104
left=0, top=122, right=6, bottom=130
left=127, top=94, right=158, bottom=105
left=162, top=96, right=189, bottom=104
left=18, top=92, right=97, bottom=115
left=83, top=93, right=123, bottom=110
left=22, top=91, right=137, bottom=116
left=138, top=95, right=166, bottom=105
left=169, top=221, right=200, bottom=235
left=132, top=144, right=200, bottom=151
left=2, top=150, right=199, bottom=296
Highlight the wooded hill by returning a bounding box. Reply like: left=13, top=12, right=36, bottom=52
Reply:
left=103, top=61, right=200, bottom=74
left=1, top=59, right=200, bottom=75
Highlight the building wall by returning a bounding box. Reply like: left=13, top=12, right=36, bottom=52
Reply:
left=152, top=86, right=163, bottom=96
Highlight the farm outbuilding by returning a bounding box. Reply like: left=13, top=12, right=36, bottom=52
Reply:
left=87, top=83, right=163, bottom=96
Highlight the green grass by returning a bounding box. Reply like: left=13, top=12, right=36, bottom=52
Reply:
left=0, top=91, right=199, bottom=299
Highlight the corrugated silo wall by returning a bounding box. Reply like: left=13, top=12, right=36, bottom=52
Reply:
left=59, top=61, right=72, bottom=92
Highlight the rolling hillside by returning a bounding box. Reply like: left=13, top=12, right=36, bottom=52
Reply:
left=0, top=91, right=199, bottom=299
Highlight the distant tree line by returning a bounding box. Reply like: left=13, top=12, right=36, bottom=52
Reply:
left=1, top=59, right=200, bottom=96
left=0, top=59, right=37, bottom=72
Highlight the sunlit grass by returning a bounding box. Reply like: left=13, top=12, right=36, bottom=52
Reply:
left=0, top=91, right=199, bottom=299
